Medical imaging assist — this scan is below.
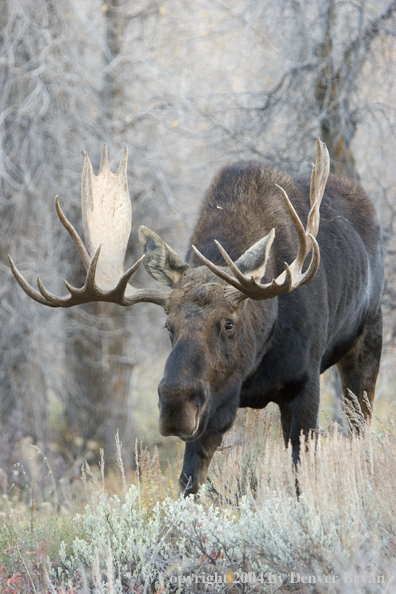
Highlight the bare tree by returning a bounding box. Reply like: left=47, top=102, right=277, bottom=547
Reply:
left=0, top=0, right=177, bottom=474
left=315, top=0, right=396, bottom=177
left=1, top=0, right=395, bottom=485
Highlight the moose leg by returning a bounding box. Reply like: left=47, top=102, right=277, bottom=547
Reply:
left=279, top=379, right=320, bottom=499
left=279, top=404, right=293, bottom=449
left=279, top=377, right=320, bottom=465
left=179, top=430, right=223, bottom=496
left=336, top=312, right=382, bottom=421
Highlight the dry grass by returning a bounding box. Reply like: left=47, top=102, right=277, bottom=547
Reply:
left=1, top=400, right=396, bottom=592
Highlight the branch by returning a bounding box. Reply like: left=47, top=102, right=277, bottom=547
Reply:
left=259, top=62, right=317, bottom=113
left=343, top=0, right=396, bottom=68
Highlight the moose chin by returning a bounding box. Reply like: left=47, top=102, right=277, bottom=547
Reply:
left=9, top=139, right=384, bottom=496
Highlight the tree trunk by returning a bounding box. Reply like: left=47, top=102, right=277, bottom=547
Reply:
left=315, top=0, right=357, bottom=178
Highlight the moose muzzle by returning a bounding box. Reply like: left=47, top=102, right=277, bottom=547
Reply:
left=158, top=380, right=206, bottom=438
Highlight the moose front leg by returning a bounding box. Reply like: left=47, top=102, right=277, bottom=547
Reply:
left=279, top=378, right=320, bottom=499
left=179, top=430, right=223, bottom=496
left=279, top=377, right=320, bottom=466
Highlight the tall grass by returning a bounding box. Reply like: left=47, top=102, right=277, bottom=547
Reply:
left=1, top=405, right=395, bottom=593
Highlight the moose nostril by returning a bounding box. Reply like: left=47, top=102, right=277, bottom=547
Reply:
left=158, top=402, right=200, bottom=438
left=189, top=388, right=204, bottom=409
left=157, top=381, right=206, bottom=438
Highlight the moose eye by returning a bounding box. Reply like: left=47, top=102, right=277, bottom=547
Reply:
left=224, top=320, right=235, bottom=333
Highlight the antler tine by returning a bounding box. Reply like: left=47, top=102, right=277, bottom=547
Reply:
left=273, top=139, right=328, bottom=289
left=215, top=233, right=277, bottom=291
left=224, top=265, right=293, bottom=303
left=215, top=241, right=264, bottom=290
left=98, top=144, right=109, bottom=176
left=9, top=147, right=170, bottom=309
left=275, top=184, right=308, bottom=273
left=62, top=245, right=102, bottom=298
left=308, top=138, right=330, bottom=238
left=8, top=255, right=59, bottom=307
left=191, top=245, right=243, bottom=292
left=195, top=139, right=328, bottom=301
left=193, top=236, right=294, bottom=301
left=298, top=234, right=320, bottom=286
left=55, top=196, right=90, bottom=271
left=118, top=146, right=128, bottom=176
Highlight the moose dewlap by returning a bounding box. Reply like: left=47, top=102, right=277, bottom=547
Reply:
left=9, top=140, right=384, bottom=495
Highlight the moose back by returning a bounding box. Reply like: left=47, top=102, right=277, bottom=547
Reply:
left=10, top=140, right=383, bottom=495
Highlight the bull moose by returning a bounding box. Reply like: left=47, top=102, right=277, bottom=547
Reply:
left=9, top=139, right=383, bottom=495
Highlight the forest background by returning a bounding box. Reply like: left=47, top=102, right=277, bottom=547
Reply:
left=1, top=0, right=396, bottom=483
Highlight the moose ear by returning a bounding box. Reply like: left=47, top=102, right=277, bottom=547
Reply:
left=234, top=229, right=275, bottom=282
left=138, top=226, right=189, bottom=288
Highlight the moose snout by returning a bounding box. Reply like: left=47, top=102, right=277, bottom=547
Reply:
left=158, top=380, right=206, bottom=438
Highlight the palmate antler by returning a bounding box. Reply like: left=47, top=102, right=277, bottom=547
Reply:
left=8, top=146, right=169, bottom=308
left=10, top=140, right=330, bottom=309
left=192, top=138, right=330, bottom=301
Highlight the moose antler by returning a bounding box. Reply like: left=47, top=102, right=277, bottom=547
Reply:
left=8, top=146, right=169, bottom=308
left=192, top=138, right=330, bottom=301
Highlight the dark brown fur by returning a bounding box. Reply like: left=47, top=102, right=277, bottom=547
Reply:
left=144, top=162, right=383, bottom=495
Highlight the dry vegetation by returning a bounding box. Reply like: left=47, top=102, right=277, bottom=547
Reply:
left=0, top=405, right=396, bottom=593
